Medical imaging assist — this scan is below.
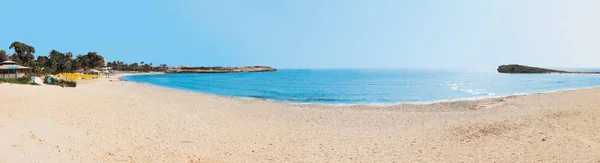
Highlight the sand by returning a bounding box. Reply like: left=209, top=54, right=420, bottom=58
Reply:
left=1, top=74, right=599, bottom=162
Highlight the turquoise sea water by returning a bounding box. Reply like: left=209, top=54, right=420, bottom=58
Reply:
left=123, top=69, right=600, bottom=104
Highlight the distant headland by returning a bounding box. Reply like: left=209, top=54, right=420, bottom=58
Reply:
left=168, top=66, right=276, bottom=74
left=497, top=64, right=600, bottom=74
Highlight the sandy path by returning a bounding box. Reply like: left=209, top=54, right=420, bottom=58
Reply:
left=1, top=75, right=599, bottom=162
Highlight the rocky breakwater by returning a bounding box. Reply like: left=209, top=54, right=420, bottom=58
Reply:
left=498, top=64, right=600, bottom=74
left=169, top=66, right=277, bottom=74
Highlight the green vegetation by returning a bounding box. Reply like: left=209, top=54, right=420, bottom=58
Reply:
left=107, top=61, right=168, bottom=72
left=9, top=41, right=36, bottom=65
left=0, top=50, right=9, bottom=62
left=43, top=76, right=77, bottom=87
left=0, top=41, right=169, bottom=75
left=0, top=76, right=38, bottom=85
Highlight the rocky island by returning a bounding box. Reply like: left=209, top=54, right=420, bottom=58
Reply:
left=497, top=64, right=600, bottom=74
left=168, top=66, right=276, bottom=74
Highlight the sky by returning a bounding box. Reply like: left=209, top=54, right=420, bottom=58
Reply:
left=0, top=0, right=599, bottom=69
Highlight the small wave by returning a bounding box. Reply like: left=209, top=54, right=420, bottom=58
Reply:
left=511, top=92, right=528, bottom=96
left=463, top=89, right=488, bottom=95
left=248, top=95, right=271, bottom=99
left=304, top=97, right=341, bottom=102
left=449, top=83, right=460, bottom=90
left=246, top=95, right=342, bottom=103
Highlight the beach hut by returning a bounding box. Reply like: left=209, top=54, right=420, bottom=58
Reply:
left=87, top=69, right=101, bottom=75
left=0, top=60, right=31, bottom=79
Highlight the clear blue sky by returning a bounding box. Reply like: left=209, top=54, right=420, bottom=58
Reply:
left=1, top=0, right=599, bottom=68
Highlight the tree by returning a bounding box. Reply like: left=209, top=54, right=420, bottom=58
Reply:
left=159, top=64, right=168, bottom=72
left=142, top=63, right=152, bottom=72
left=0, top=50, right=8, bottom=62
left=10, top=54, right=22, bottom=64
left=49, top=50, right=66, bottom=73
left=74, top=54, right=88, bottom=70
left=35, top=56, right=50, bottom=74
left=9, top=41, right=35, bottom=66
left=62, top=52, right=74, bottom=72
left=130, top=62, right=139, bottom=71
left=103, top=60, right=166, bottom=72
left=86, top=52, right=105, bottom=69
left=1, top=43, right=114, bottom=75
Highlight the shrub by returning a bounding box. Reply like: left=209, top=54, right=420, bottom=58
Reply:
left=0, top=76, right=35, bottom=85
left=44, top=76, right=77, bottom=87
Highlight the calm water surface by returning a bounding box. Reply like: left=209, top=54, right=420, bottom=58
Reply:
left=123, top=69, right=600, bottom=104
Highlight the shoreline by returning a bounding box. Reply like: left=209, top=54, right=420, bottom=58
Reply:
left=119, top=72, right=600, bottom=107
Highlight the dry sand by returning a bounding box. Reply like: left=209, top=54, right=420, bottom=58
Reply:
left=1, top=74, right=599, bottom=162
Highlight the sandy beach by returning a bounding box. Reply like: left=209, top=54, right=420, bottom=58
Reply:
left=1, top=74, right=599, bottom=162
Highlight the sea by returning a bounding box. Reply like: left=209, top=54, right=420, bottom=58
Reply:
left=123, top=69, right=600, bottom=105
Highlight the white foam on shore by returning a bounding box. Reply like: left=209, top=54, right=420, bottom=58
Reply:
left=285, top=86, right=600, bottom=107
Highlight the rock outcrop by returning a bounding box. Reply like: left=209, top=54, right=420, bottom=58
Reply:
left=497, top=64, right=599, bottom=74
left=168, top=66, right=276, bottom=74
